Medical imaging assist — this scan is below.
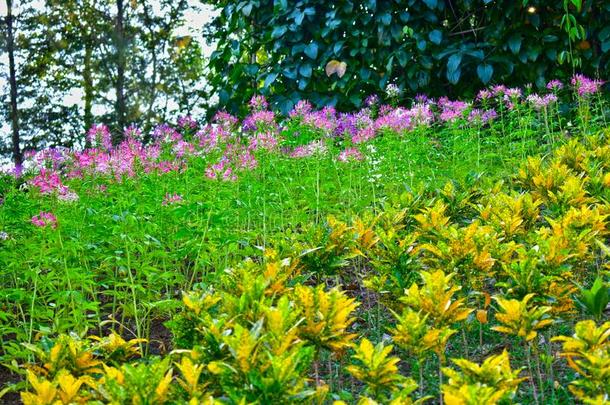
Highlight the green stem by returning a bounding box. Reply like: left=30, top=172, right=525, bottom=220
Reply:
left=525, top=341, right=540, bottom=405
left=124, top=240, right=143, bottom=353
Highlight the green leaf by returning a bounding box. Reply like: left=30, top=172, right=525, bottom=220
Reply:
left=333, top=41, right=344, bottom=55
left=380, top=12, right=391, bottom=26
left=244, top=64, right=259, bottom=75
left=429, top=30, right=442, bottom=45
left=508, top=34, right=522, bottom=54
left=242, top=3, right=253, bottom=16
left=397, top=50, right=408, bottom=67
left=272, top=26, right=288, bottom=39
left=299, top=63, right=312, bottom=78
left=294, top=10, right=305, bottom=25
left=423, top=0, right=437, bottom=9
left=575, top=277, right=610, bottom=320
left=277, top=97, right=294, bottom=114
left=447, top=68, right=461, bottom=84
left=283, top=67, right=298, bottom=80
left=570, top=0, right=582, bottom=12
left=477, top=63, right=493, bottom=84
left=304, top=43, right=319, bottom=59
left=447, top=53, right=462, bottom=73
left=526, top=46, right=540, bottom=61
left=264, top=72, right=278, bottom=88
left=599, top=26, right=610, bottom=41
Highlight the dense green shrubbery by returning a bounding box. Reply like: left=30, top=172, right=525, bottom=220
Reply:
left=206, top=0, right=610, bottom=114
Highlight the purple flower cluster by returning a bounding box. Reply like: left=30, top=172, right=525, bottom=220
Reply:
left=205, top=156, right=238, bottom=181
left=571, top=74, right=604, bottom=97
left=249, top=95, right=269, bottom=112
left=546, top=80, right=564, bottom=92
left=477, top=89, right=493, bottom=101
left=87, top=124, right=113, bottom=151
left=248, top=131, right=278, bottom=151
left=338, top=147, right=364, bottom=163
left=124, top=125, right=143, bottom=141
left=290, top=140, right=327, bottom=158
left=289, top=100, right=314, bottom=118
left=14, top=73, right=606, bottom=193
left=31, top=211, right=57, bottom=229
left=243, top=110, right=277, bottom=133
left=438, top=98, right=470, bottom=123
left=365, top=94, right=380, bottom=107
left=162, top=193, right=183, bottom=206
left=468, top=109, right=497, bottom=125
left=213, top=111, right=239, bottom=131
left=195, top=125, right=232, bottom=153
left=374, top=108, right=412, bottom=133
left=526, top=94, right=558, bottom=110
left=302, top=107, right=338, bottom=134
left=153, top=124, right=182, bottom=144
left=177, top=115, right=198, bottom=130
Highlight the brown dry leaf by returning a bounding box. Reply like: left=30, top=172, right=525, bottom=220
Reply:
left=325, top=60, right=347, bottom=78
left=476, top=309, right=488, bottom=324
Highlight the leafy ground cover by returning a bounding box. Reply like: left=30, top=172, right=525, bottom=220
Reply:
left=1, top=75, right=609, bottom=404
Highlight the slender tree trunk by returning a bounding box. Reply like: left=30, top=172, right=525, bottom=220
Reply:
left=115, top=0, right=126, bottom=139
left=6, top=0, right=22, bottom=167
left=142, top=3, right=158, bottom=135
left=83, top=39, right=94, bottom=142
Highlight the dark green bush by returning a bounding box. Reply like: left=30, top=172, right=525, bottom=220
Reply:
left=206, top=0, right=610, bottom=114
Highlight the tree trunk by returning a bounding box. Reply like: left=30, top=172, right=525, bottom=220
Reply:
left=6, top=0, right=22, bottom=167
left=83, top=39, right=94, bottom=142
left=142, top=3, right=157, bottom=136
left=115, top=0, right=126, bottom=139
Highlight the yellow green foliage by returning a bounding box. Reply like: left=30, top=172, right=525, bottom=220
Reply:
left=293, top=284, right=359, bottom=353
left=346, top=338, right=404, bottom=397
left=554, top=320, right=610, bottom=402
left=16, top=132, right=610, bottom=405
left=442, top=351, right=525, bottom=404
left=390, top=309, right=438, bottom=360
left=400, top=270, right=473, bottom=327
left=492, top=293, right=554, bottom=341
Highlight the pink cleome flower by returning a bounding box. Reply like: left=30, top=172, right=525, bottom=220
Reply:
left=338, top=147, right=364, bottom=163
left=87, top=124, right=113, bottom=150
left=546, top=80, right=564, bottom=92
left=31, top=211, right=58, bottom=229
left=249, top=95, right=269, bottom=111
left=571, top=74, right=604, bottom=97
left=162, top=193, right=183, bottom=206
left=526, top=94, right=558, bottom=110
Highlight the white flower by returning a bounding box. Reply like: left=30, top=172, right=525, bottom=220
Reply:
left=385, top=83, right=401, bottom=99
left=58, top=189, right=79, bottom=202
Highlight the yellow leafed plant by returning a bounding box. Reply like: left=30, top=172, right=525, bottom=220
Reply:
left=442, top=350, right=525, bottom=405
left=22, top=334, right=103, bottom=378
left=400, top=270, right=472, bottom=327
left=346, top=338, right=404, bottom=398
left=390, top=309, right=437, bottom=360
left=553, top=320, right=610, bottom=402
left=492, top=293, right=553, bottom=341
left=293, top=284, right=359, bottom=353
left=20, top=370, right=58, bottom=405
